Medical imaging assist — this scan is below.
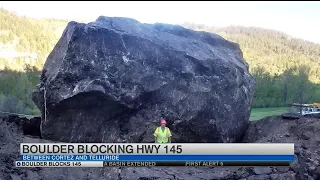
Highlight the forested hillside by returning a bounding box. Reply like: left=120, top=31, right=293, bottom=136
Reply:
left=0, top=8, right=67, bottom=70
left=183, top=23, right=320, bottom=107
left=183, top=23, right=320, bottom=83
left=0, top=8, right=67, bottom=115
left=0, top=8, right=320, bottom=116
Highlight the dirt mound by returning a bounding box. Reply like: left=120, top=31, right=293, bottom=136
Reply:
left=243, top=115, right=320, bottom=180
left=1, top=115, right=41, bottom=138
left=281, top=113, right=302, bottom=120
left=1, top=115, right=320, bottom=180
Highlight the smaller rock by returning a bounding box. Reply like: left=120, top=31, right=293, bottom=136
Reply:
left=306, top=158, right=313, bottom=163
left=276, top=171, right=296, bottom=180
left=315, top=134, right=320, bottom=142
left=304, top=173, right=314, bottom=180
left=309, top=166, right=316, bottom=171
left=297, top=119, right=305, bottom=124
left=233, top=168, right=250, bottom=179
left=10, top=174, right=21, bottom=180
left=301, top=143, right=308, bottom=149
left=290, top=160, right=300, bottom=172
left=314, top=167, right=320, bottom=178
left=301, top=132, right=312, bottom=140
left=26, top=171, right=41, bottom=180
left=284, top=133, right=290, bottom=137
left=253, top=167, right=272, bottom=175
left=270, top=174, right=278, bottom=180
left=277, top=167, right=289, bottom=173
left=247, top=174, right=270, bottom=180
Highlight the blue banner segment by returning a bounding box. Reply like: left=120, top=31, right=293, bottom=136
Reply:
left=20, top=155, right=294, bottom=162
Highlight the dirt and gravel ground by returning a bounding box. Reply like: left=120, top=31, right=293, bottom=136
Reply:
left=1, top=115, right=320, bottom=180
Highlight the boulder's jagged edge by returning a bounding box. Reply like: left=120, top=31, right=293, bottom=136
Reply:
left=32, top=16, right=255, bottom=143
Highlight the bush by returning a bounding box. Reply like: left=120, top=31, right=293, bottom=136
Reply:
left=0, top=93, right=27, bottom=116
left=30, top=108, right=41, bottom=116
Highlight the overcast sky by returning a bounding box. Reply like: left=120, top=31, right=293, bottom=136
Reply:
left=1, top=1, right=320, bottom=44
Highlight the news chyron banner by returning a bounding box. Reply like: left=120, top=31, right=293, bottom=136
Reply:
left=16, top=143, right=294, bottom=167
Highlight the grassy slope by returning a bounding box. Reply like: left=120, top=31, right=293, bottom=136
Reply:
left=249, top=107, right=288, bottom=121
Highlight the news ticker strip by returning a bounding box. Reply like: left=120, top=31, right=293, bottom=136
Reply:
left=20, top=143, right=294, bottom=155
left=16, top=161, right=291, bottom=167
left=20, top=154, right=295, bottom=161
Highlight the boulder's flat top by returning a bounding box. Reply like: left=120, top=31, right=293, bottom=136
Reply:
left=32, top=17, right=255, bottom=144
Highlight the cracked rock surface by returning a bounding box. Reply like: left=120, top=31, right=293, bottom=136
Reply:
left=32, top=16, right=254, bottom=143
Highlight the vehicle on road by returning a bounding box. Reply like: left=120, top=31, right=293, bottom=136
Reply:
left=291, top=103, right=320, bottom=115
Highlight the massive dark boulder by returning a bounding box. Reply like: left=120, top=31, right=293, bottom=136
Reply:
left=32, top=16, right=255, bottom=143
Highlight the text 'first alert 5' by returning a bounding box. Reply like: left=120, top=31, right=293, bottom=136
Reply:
left=20, top=143, right=294, bottom=155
